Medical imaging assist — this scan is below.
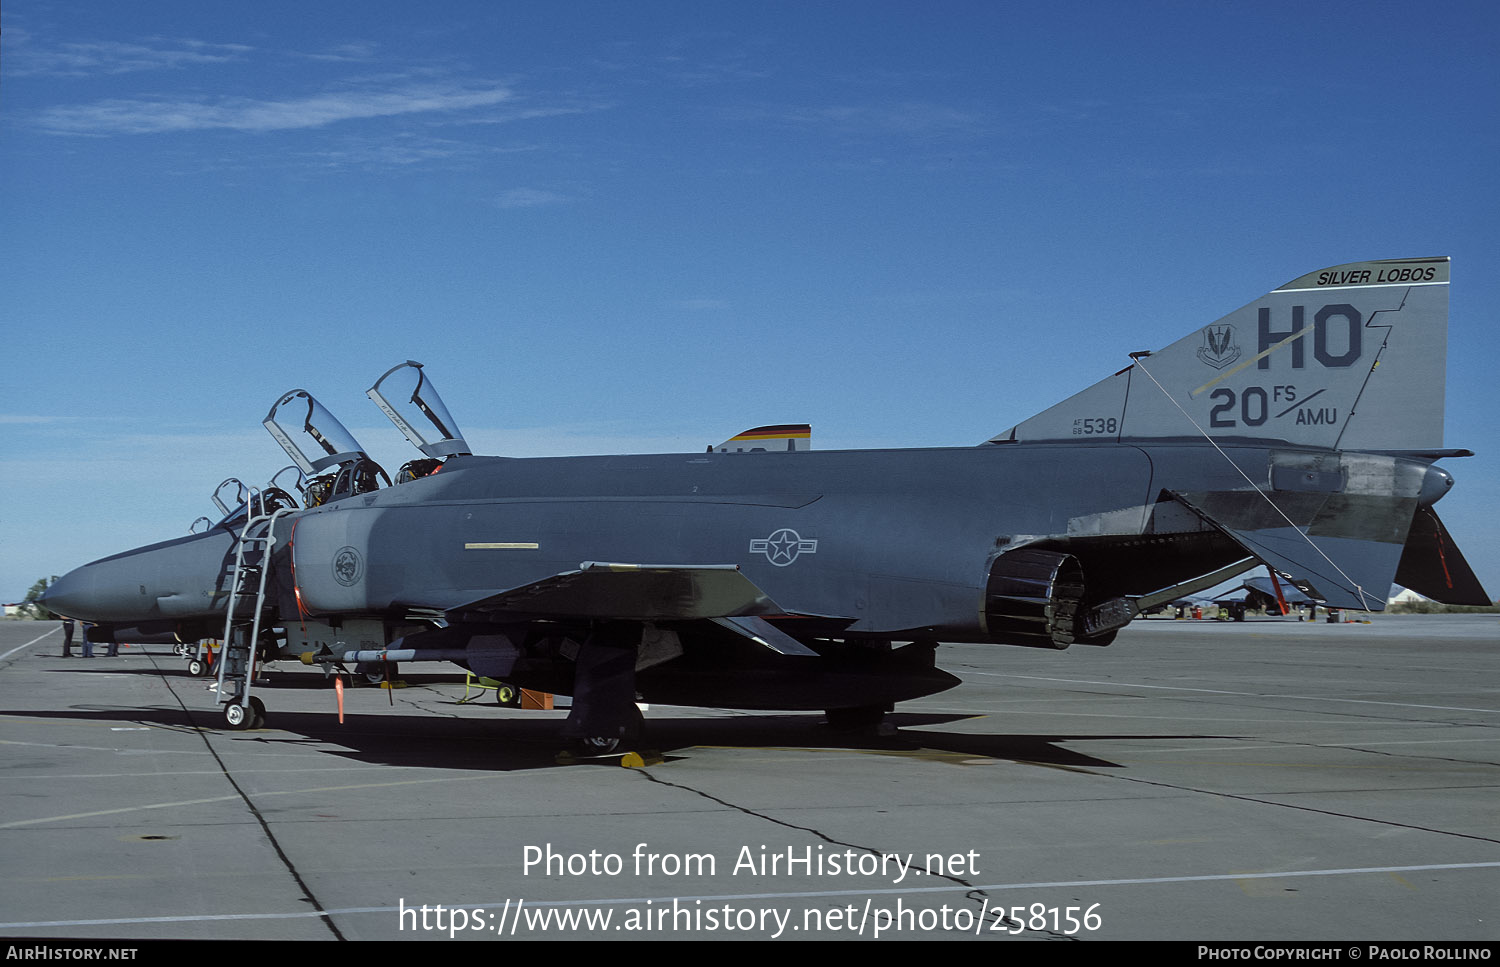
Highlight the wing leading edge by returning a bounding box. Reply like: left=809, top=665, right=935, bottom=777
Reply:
left=451, top=562, right=786, bottom=620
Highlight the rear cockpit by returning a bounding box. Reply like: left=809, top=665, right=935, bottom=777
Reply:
left=264, top=389, right=389, bottom=507
left=367, top=360, right=472, bottom=483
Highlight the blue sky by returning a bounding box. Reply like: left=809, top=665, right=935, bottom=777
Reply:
left=3, top=1, right=1497, bottom=602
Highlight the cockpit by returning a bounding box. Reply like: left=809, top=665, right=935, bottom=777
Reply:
left=264, top=389, right=389, bottom=507
left=257, top=362, right=471, bottom=510
left=188, top=363, right=474, bottom=532
left=367, top=360, right=472, bottom=483
left=191, top=467, right=304, bottom=534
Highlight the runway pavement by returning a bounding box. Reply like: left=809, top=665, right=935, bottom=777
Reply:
left=0, top=614, right=1495, bottom=941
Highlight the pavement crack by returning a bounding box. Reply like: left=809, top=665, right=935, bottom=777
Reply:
left=1064, top=765, right=1500, bottom=846
left=154, top=651, right=348, bottom=940
left=632, top=769, right=1034, bottom=936
left=1252, top=734, right=1500, bottom=769
left=398, top=692, right=464, bottom=720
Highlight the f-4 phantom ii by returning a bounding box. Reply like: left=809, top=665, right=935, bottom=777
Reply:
left=44, top=258, right=1489, bottom=751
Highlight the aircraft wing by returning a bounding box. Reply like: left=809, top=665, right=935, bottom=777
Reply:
left=451, top=562, right=788, bottom=621
left=1168, top=488, right=1416, bottom=611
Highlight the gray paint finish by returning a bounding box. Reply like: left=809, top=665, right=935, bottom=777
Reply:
left=41, top=259, right=1489, bottom=732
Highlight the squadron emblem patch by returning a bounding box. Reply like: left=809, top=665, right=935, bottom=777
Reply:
left=1196, top=324, right=1241, bottom=369
left=333, top=546, right=364, bottom=587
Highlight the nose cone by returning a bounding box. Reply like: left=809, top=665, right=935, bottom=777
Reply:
left=40, top=567, right=96, bottom=619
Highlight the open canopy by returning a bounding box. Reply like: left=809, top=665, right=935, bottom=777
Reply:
left=367, top=360, right=471, bottom=459
left=263, top=389, right=370, bottom=475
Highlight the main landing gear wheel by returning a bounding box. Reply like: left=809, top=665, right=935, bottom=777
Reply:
left=557, top=737, right=664, bottom=767
left=187, top=658, right=211, bottom=677
left=357, top=661, right=397, bottom=685
left=581, top=735, right=624, bottom=755
left=557, top=704, right=648, bottom=763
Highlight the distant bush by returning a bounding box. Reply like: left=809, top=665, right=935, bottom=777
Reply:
left=17, top=576, right=58, bottom=620
left=1388, top=600, right=1499, bottom=614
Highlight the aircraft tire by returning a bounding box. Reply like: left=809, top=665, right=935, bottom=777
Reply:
left=187, top=658, right=208, bottom=677
left=573, top=703, right=645, bottom=756
left=495, top=684, right=519, bottom=707
left=358, top=661, right=397, bottom=685
left=249, top=696, right=266, bottom=729
left=224, top=703, right=252, bottom=730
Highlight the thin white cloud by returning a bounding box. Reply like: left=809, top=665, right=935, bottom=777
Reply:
left=494, top=187, right=570, bottom=209
left=744, top=100, right=987, bottom=140
left=37, top=84, right=516, bottom=135
left=458, top=99, right=614, bottom=126
left=299, top=42, right=382, bottom=63
left=0, top=414, right=89, bottom=425
left=301, top=133, right=532, bottom=169
left=10, top=37, right=253, bottom=77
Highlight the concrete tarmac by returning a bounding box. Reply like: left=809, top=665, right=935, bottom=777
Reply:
left=0, top=614, right=1495, bottom=941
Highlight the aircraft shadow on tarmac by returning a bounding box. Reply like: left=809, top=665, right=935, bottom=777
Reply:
left=4, top=692, right=1226, bottom=772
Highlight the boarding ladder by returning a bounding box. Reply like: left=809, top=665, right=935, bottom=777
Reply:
left=214, top=500, right=291, bottom=729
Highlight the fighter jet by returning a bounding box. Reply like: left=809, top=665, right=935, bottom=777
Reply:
left=43, top=259, right=1488, bottom=753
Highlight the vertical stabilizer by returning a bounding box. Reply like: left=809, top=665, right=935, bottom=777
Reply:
left=992, top=258, right=1450, bottom=450
left=711, top=424, right=812, bottom=453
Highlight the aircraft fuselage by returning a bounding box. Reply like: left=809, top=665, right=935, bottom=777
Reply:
left=50, top=438, right=1431, bottom=648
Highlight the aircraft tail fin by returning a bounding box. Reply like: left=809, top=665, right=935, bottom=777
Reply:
left=991, top=258, right=1450, bottom=451
left=711, top=424, right=811, bottom=453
